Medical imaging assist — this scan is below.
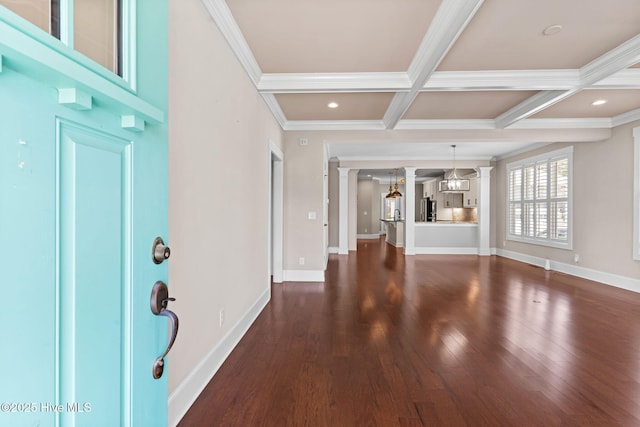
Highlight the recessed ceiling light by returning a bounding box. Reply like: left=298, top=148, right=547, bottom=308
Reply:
left=542, top=24, right=563, bottom=36
left=592, top=99, right=608, bottom=106
left=327, top=102, right=339, bottom=109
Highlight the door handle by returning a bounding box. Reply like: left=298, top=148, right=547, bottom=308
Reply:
left=150, top=281, right=179, bottom=379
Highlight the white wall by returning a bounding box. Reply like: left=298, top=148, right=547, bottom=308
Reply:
left=167, top=0, right=283, bottom=423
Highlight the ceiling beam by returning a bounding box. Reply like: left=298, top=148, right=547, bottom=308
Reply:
left=496, top=33, right=640, bottom=129
left=257, top=72, right=411, bottom=93
left=382, top=0, right=485, bottom=129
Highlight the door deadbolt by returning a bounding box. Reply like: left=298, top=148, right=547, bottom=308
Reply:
left=152, top=237, right=171, bottom=264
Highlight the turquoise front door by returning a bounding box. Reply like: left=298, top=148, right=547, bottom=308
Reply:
left=0, top=3, right=170, bottom=426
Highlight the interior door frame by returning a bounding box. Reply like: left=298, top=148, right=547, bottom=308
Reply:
left=269, top=140, right=284, bottom=283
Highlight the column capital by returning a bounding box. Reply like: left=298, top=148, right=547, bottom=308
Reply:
left=337, top=167, right=350, bottom=177
left=475, top=166, right=494, bottom=177
left=403, top=167, right=418, bottom=177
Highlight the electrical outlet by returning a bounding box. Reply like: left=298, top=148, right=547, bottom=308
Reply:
left=299, top=257, right=305, bottom=265
left=219, top=309, right=224, bottom=327
left=364, top=228, right=367, bottom=233
left=299, top=138, right=308, bottom=146
left=574, top=254, right=580, bottom=264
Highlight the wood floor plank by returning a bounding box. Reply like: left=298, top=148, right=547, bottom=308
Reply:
left=179, top=238, right=640, bottom=426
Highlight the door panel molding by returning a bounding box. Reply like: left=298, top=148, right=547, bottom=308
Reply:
left=57, top=119, right=133, bottom=426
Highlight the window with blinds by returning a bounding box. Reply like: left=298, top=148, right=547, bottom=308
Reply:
left=507, top=147, right=572, bottom=249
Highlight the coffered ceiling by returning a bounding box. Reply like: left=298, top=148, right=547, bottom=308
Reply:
left=202, top=0, right=640, bottom=159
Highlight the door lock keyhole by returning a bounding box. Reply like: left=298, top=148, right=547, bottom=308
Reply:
left=152, top=237, right=171, bottom=264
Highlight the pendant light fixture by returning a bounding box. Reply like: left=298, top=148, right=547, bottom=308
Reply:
left=391, top=169, right=402, bottom=198
left=385, top=172, right=395, bottom=198
left=385, top=169, right=403, bottom=198
left=439, top=145, right=470, bottom=192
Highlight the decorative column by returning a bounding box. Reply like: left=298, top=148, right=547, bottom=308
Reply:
left=477, top=166, right=493, bottom=256
left=348, top=169, right=359, bottom=251
left=337, top=167, right=349, bottom=255
left=404, top=167, right=417, bottom=255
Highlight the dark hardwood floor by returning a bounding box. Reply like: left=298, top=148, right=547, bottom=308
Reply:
left=179, top=238, right=640, bottom=426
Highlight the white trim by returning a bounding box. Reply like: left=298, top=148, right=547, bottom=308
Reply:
left=283, top=270, right=326, bottom=282
left=396, top=119, right=496, bottom=130
left=633, top=128, right=640, bottom=261
left=284, top=120, right=387, bottom=131
left=496, top=90, right=575, bottom=129
left=282, top=117, right=618, bottom=132
left=612, top=108, right=640, bottom=128
left=338, top=168, right=350, bottom=254
left=507, top=118, right=612, bottom=130
left=496, top=249, right=640, bottom=294
left=200, top=0, right=262, bottom=85
left=424, top=69, right=579, bottom=91
left=261, top=94, right=287, bottom=129
left=257, top=72, right=411, bottom=92
left=168, top=288, right=270, bottom=427
left=328, top=246, right=339, bottom=254
left=579, top=33, right=640, bottom=85
left=414, top=247, right=478, bottom=255
left=269, top=141, right=284, bottom=283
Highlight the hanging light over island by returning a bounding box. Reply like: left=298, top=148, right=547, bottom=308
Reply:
left=439, top=145, right=470, bottom=192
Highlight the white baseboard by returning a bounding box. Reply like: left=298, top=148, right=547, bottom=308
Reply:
left=168, top=288, right=270, bottom=427
left=356, top=234, right=381, bottom=239
left=414, top=247, right=478, bottom=255
left=328, top=246, right=339, bottom=254
left=496, top=248, right=640, bottom=294
left=283, top=269, right=325, bottom=282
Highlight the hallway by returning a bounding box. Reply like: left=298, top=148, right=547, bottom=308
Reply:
left=179, top=238, right=640, bottom=426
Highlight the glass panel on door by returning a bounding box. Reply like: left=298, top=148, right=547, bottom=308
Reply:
left=0, top=0, right=55, bottom=34
left=0, top=0, right=122, bottom=75
left=74, top=0, right=120, bottom=73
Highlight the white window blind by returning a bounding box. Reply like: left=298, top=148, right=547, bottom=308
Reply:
left=507, top=147, right=572, bottom=249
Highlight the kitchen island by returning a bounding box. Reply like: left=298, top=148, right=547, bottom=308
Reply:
left=381, top=219, right=404, bottom=247
left=414, top=221, right=478, bottom=254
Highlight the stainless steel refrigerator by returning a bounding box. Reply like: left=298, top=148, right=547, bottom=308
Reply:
left=420, top=197, right=437, bottom=222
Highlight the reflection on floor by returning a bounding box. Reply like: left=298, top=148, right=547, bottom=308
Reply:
left=180, top=237, right=640, bottom=426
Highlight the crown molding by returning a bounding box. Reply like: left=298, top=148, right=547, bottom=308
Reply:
left=283, top=120, right=387, bottom=131
left=200, top=0, right=262, bottom=86
left=257, top=72, right=411, bottom=93
left=383, top=0, right=484, bottom=129
left=260, top=93, right=287, bottom=128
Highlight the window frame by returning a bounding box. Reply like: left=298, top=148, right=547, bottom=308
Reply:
left=1, top=0, right=135, bottom=89
left=506, top=146, right=573, bottom=250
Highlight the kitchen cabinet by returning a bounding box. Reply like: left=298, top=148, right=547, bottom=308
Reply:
left=443, top=193, right=463, bottom=208
left=463, top=177, right=478, bottom=207
left=423, top=180, right=437, bottom=199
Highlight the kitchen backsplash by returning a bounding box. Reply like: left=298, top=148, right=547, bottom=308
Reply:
left=452, top=208, right=477, bottom=223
